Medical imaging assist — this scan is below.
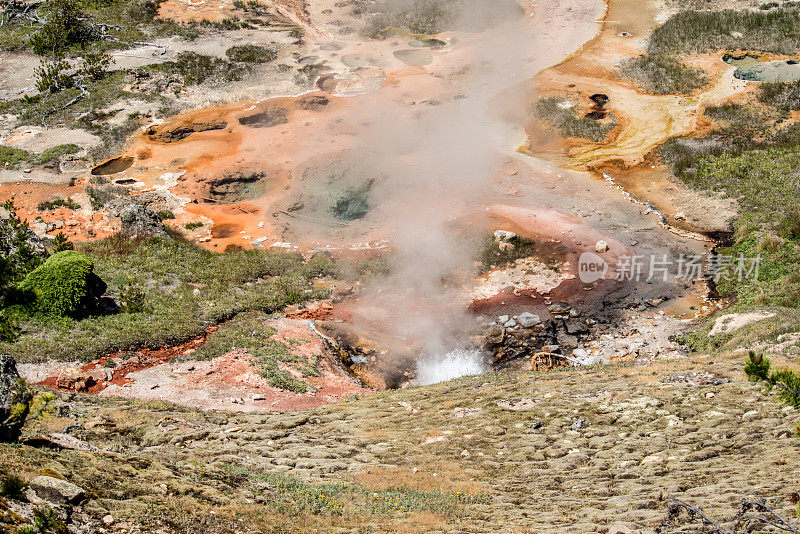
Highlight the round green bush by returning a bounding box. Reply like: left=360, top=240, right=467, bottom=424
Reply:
left=19, top=251, right=96, bottom=317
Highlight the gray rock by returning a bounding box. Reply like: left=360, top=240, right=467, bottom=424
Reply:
left=548, top=302, right=572, bottom=315
left=0, top=355, right=30, bottom=443
left=494, top=230, right=517, bottom=242
left=517, top=312, right=541, bottom=328
left=118, top=204, right=167, bottom=238
left=567, top=348, right=603, bottom=367
left=30, top=475, right=86, bottom=505
left=504, top=320, right=517, bottom=328
left=498, top=315, right=509, bottom=323
left=24, top=433, right=98, bottom=451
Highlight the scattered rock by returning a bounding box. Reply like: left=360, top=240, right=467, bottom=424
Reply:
left=118, top=204, right=168, bottom=239
left=29, top=476, right=86, bottom=505
left=595, top=240, right=609, bottom=253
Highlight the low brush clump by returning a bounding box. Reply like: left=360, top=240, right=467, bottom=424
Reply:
left=619, top=54, right=708, bottom=95
left=535, top=96, right=617, bottom=143
left=225, top=44, right=277, bottom=63
left=758, top=80, right=800, bottom=110
left=36, top=197, right=80, bottom=211
left=150, top=52, right=248, bottom=86
left=649, top=8, right=800, bottom=56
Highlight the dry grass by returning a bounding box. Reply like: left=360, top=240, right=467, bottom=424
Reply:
left=354, top=465, right=483, bottom=495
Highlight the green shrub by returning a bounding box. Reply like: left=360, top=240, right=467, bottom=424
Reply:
left=77, top=51, right=112, bottom=81
left=29, top=0, right=93, bottom=56
left=259, top=357, right=311, bottom=393
left=52, top=232, right=74, bottom=253
left=779, top=209, right=800, bottom=239
left=155, top=210, right=175, bottom=220
left=0, top=475, right=26, bottom=499
left=477, top=233, right=540, bottom=272
left=745, top=351, right=800, bottom=410
left=184, top=221, right=204, bottom=230
left=86, top=185, right=127, bottom=209
left=35, top=144, right=80, bottom=166
left=119, top=282, right=147, bottom=313
left=32, top=506, right=65, bottom=533
left=225, top=44, right=276, bottom=63
left=619, top=54, right=707, bottom=95
left=35, top=60, right=74, bottom=94
left=126, top=0, right=159, bottom=22
left=19, top=250, right=97, bottom=317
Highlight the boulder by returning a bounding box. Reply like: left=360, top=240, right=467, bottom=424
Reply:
left=0, top=355, right=30, bottom=443
left=29, top=476, right=86, bottom=505
left=568, top=348, right=603, bottom=367
left=595, top=240, right=609, bottom=253
left=23, top=433, right=98, bottom=451
left=55, top=367, right=97, bottom=392
left=119, top=204, right=168, bottom=239
left=517, top=312, right=541, bottom=328
left=493, top=230, right=517, bottom=242
left=484, top=326, right=505, bottom=345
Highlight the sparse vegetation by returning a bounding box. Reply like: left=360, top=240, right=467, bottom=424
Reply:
left=0, top=235, right=327, bottom=362
left=649, top=8, right=800, bottom=56
left=0, top=475, right=26, bottom=499
left=758, top=79, right=800, bottom=110
left=36, top=197, right=80, bottom=211
left=225, top=44, right=276, bottom=63
left=85, top=184, right=127, bottom=210
left=477, top=234, right=539, bottom=272
left=154, top=210, right=175, bottom=220
left=184, top=221, right=204, bottom=230
left=0, top=146, right=31, bottom=169
left=151, top=52, right=247, bottom=86
left=535, top=96, right=617, bottom=142
left=619, top=54, right=707, bottom=95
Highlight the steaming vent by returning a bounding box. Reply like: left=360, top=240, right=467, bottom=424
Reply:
left=416, top=349, right=486, bottom=385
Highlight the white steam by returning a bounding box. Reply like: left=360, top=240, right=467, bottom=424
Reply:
left=416, top=349, right=486, bottom=385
